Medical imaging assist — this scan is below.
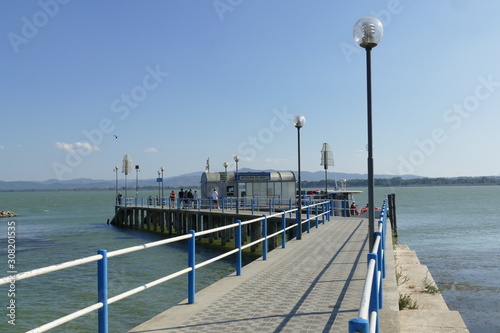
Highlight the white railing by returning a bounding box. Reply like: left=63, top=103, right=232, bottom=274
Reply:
left=349, top=200, right=388, bottom=333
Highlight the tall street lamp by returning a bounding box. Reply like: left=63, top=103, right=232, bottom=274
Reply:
left=293, top=115, right=306, bottom=240
left=113, top=166, right=118, bottom=204
left=157, top=170, right=161, bottom=201
left=353, top=16, right=384, bottom=249
left=320, top=143, right=334, bottom=196
left=234, top=155, right=240, bottom=213
left=135, top=165, right=140, bottom=198
left=160, top=167, right=164, bottom=207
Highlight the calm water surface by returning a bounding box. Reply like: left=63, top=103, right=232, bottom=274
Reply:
left=0, top=190, right=252, bottom=333
left=1, top=186, right=499, bottom=332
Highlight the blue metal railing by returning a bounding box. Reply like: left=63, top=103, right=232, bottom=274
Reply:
left=0, top=200, right=333, bottom=332
left=117, top=195, right=356, bottom=217
left=348, top=200, right=388, bottom=333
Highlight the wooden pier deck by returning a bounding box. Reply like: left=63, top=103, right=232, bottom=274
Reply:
left=128, top=216, right=400, bottom=332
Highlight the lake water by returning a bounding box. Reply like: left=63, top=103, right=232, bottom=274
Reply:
left=0, top=186, right=498, bottom=332
left=353, top=185, right=500, bottom=333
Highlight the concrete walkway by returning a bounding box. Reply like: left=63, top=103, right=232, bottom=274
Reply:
left=129, top=217, right=382, bottom=332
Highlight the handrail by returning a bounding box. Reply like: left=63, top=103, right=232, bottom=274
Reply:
left=116, top=195, right=357, bottom=217
left=349, top=200, right=388, bottom=333
left=1, top=200, right=334, bottom=332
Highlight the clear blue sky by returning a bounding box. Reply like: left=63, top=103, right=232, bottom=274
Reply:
left=2, top=0, right=500, bottom=181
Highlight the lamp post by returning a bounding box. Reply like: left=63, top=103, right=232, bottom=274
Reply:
left=234, top=155, right=240, bottom=213
left=113, top=166, right=118, bottom=204
left=135, top=165, right=140, bottom=198
left=122, top=154, right=133, bottom=207
left=353, top=16, right=383, bottom=249
left=293, top=115, right=306, bottom=240
left=320, top=143, right=334, bottom=196
left=160, top=167, right=164, bottom=207
left=157, top=170, right=161, bottom=201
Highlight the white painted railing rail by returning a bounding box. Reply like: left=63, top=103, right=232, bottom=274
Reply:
left=349, top=200, right=388, bottom=333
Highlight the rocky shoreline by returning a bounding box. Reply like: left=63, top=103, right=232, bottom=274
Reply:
left=0, top=211, right=17, bottom=218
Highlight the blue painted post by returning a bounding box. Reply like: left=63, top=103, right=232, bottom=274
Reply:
left=306, top=206, right=310, bottom=233
left=97, top=249, right=108, bottom=333
left=289, top=198, right=292, bottom=217
left=315, top=205, right=319, bottom=228
left=295, top=210, right=300, bottom=239
left=322, top=203, right=325, bottom=224
left=236, top=220, right=242, bottom=276
left=368, top=252, right=380, bottom=333
left=281, top=210, right=286, bottom=248
left=251, top=198, right=255, bottom=215
left=222, top=197, right=225, bottom=213
left=257, top=197, right=260, bottom=211
left=375, top=231, right=384, bottom=309
left=348, top=318, right=369, bottom=333
left=330, top=199, right=334, bottom=220
left=379, top=220, right=386, bottom=279
left=262, top=216, right=268, bottom=260
left=188, top=230, right=196, bottom=304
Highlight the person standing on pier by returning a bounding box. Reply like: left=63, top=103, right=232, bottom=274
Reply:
left=187, top=189, right=194, bottom=209
left=193, top=190, right=198, bottom=209
left=211, top=188, right=219, bottom=209
left=178, top=188, right=184, bottom=208
left=169, top=191, right=176, bottom=208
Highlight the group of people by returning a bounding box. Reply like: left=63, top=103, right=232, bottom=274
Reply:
left=170, top=188, right=198, bottom=209
left=350, top=202, right=372, bottom=216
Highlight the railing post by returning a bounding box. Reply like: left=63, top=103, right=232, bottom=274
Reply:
left=368, top=252, right=380, bottom=332
left=262, top=215, right=268, bottom=260
left=251, top=198, right=255, bottom=215
left=348, top=318, right=369, bottom=333
left=222, top=198, right=225, bottom=213
left=306, top=206, right=310, bottom=233
left=188, top=230, right=196, bottom=304
left=97, top=249, right=108, bottom=333
left=281, top=210, right=286, bottom=248
left=236, top=220, right=242, bottom=276
left=315, top=204, right=319, bottom=228
left=322, top=203, right=325, bottom=224
left=295, top=209, right=300, bottom=240
left=329, top=200, right=333, bottom=220
left=289, top=198, right=292, bottom=217
left=379, top=220, right=386, bottom=279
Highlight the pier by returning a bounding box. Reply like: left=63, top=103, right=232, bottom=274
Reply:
left=109, top=200, right=310, bottom=251
left=129, top=215, right=398, bottom=332
left=0, top=196, right=469, bottom=332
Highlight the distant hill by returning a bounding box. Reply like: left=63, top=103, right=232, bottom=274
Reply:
left=0, top=169, right=420, bottom=191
